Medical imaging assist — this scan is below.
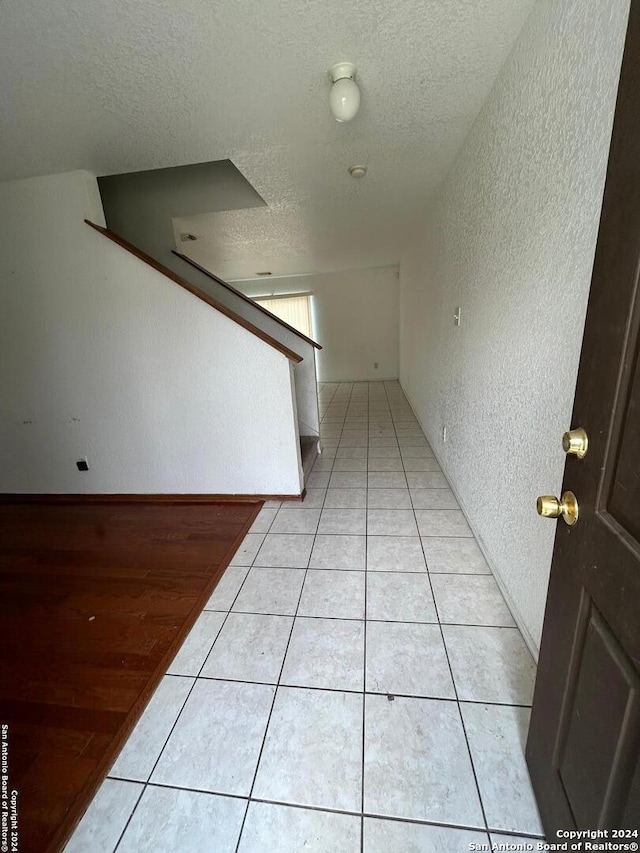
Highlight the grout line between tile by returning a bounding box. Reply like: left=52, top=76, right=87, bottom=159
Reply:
left=111, top=558, right=253, bottom=852
left=413, top=504, right=491, bottom=836
left=209, top=567, right=494, bottom=577
left=232, top=436, right=332, bottom=853
left=109, top=751, right=539, bottom=837
left=121, top=778, right=536, bottom=837
left=352, top=385, right=367, bottom=853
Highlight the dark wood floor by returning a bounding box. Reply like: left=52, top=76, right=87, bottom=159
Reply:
left=0, top=499, right=261, bottom=853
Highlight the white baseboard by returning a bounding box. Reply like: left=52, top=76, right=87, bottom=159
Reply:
left=399, top=381, right=540, bottom=663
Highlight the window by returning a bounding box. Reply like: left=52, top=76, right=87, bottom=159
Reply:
left=254, top=292, right=313, bottom=338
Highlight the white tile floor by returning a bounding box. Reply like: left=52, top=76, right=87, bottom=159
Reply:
left=66, top=381, right=544, bottom=852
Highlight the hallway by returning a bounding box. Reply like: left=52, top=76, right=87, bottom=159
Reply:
left=67, top=381, right=544, bottom=852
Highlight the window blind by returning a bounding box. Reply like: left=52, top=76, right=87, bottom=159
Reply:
left=255, top=293, right=313, bottom=338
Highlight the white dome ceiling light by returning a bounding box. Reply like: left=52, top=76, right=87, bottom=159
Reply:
left=328, top=62, right=360, bottom=122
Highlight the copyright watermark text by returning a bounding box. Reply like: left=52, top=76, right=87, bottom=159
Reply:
left=1, top=725, right=18, bottom=853
left=470, top=830, right=639, bottom=852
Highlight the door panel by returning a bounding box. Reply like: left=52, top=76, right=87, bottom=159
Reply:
left=526, top=0, right=640, bottom=835
left=558, top=603, right=640, bottom=828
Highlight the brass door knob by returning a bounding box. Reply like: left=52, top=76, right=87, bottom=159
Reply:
left=562, top=427, right=588, bottom=459
left=537, top=491, right=579, bottom=525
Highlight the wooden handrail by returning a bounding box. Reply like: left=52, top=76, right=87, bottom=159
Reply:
left=85, top=221, right=303, bottom=364
left=172, top=250, right=322, bottom=350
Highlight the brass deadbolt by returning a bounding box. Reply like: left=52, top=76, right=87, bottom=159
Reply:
left=536, top=491, right=579, bottom=526
left=562, top=427, right=588, bottom=459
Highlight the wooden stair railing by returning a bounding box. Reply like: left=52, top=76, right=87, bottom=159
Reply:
left=85, top=221, right=303, bottom=364
left=172, top=250, right=322, bottom=351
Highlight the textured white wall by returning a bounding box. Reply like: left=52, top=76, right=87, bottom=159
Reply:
left=400, top=0, right=630, bottom=653
left=237, top=266, right=400, bottom=383
left=0, top=171, right=303, bottom=495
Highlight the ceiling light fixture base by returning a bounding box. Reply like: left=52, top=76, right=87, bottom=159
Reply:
left=329, top=62, right=357, bottom=83
left=348, top=165, right=367, bottom=179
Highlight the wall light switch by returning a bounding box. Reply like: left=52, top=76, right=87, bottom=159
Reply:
left=454, top=307, right=461, bottom=327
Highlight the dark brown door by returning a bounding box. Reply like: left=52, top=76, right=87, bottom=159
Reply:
left=526, top=0, right=640, bottom=834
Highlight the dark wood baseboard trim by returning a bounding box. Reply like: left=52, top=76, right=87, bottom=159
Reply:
left=0, top=492, right=305, bottom=504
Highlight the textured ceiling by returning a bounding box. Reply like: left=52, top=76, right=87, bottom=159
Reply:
left=1, top=0, right=534, bottom=277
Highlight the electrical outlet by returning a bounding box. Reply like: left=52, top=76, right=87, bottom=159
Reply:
left=442, top=426, right=447, bottom=443
left=76, top=458, right=89, bottom=472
